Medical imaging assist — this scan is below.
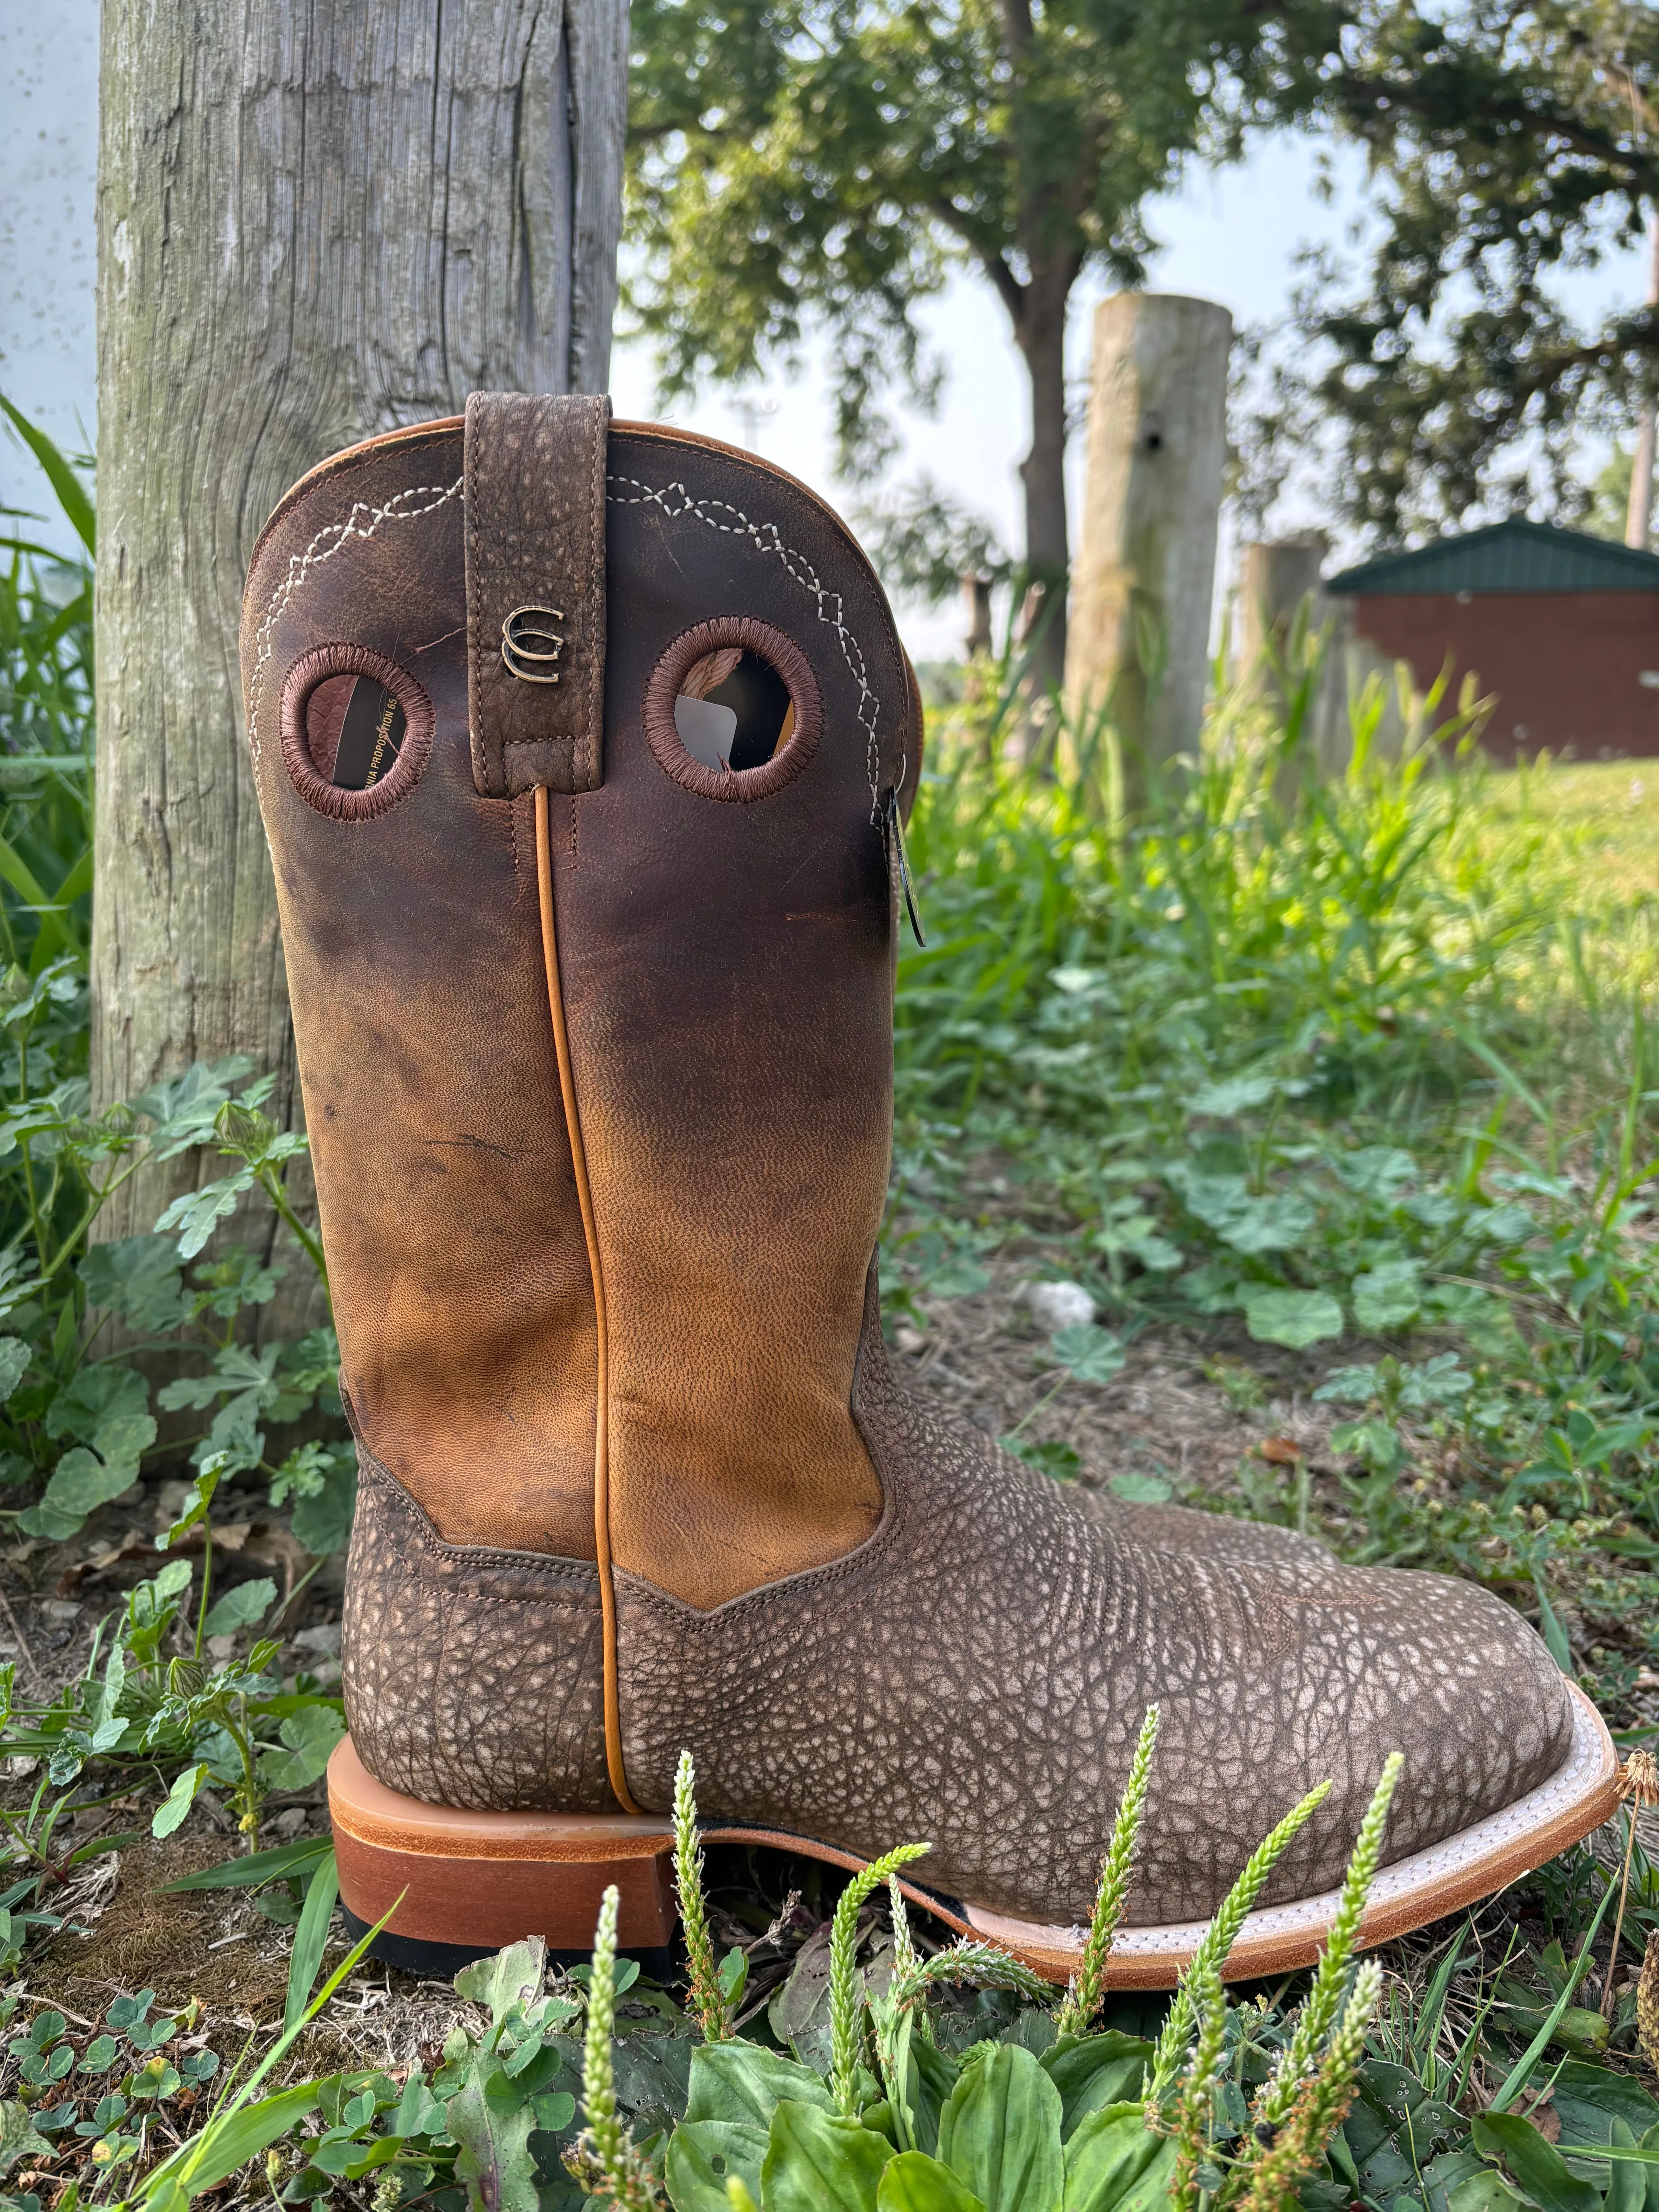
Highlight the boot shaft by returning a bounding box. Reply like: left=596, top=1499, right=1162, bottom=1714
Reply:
left=243, top=404, right=918, bottom=1608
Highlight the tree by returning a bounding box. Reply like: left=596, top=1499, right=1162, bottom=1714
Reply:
left=1241, top=0, right=1659, bottom=549
left=93, top=0, right=629, bottom=1280
left=626, top=0, right=1301, bottom=690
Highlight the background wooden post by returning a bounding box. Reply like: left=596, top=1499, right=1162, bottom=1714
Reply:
left=92, top=0, right=629, bottom=1297
left=1235, top=536, right=1410, bottom=776
left=1064, top=293, right=1232, bottom=812
left=1236, top=538, right=1328, bottom=676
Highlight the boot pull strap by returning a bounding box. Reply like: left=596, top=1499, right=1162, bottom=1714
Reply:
left=464, top=392, right=610, bottom=799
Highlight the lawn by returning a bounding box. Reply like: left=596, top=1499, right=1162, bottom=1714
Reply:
left=1484, top=760, right=1659, bottom=903
left=884, top=703, right=1659, bottom=1734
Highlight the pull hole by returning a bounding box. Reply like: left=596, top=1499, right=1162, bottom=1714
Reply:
left=674, top=648, right=795, bottom=772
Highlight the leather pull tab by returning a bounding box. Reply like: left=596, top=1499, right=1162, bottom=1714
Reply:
left=464, top=392, right=610, bottom=798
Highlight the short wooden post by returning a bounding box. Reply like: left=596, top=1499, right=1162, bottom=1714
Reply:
left=962, top=575, right=994, bottom=658
left=1237, top=536, right=1333, bottom=785
left=1236, top=540, right=1413, bottom=776
left=1236, top=539, right=1328, bottom=677
left=1065, top=294, right=1232, bottom=812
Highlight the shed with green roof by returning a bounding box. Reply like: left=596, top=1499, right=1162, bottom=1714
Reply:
left=1325, top=519, right=1659, bottom=757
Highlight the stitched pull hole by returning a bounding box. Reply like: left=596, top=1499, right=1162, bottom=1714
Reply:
left=279, top=644, right=434, bottom=821
left=674, top=648, right=795, bottom=772
left=645, top=615, right=821, bottom=804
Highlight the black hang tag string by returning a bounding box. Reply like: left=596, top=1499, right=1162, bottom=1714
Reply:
left=881, top=780, right=926, bottom=949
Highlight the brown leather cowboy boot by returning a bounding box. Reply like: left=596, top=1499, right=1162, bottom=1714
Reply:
left=242, top=396, right=1614, bottom=1984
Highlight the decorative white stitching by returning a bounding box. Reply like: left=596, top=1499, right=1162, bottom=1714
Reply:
left=253, top=468, right=892, bottom=816
left=606, top=475, right=883, bottom=817
left=248, top=478, right=464, bottom=769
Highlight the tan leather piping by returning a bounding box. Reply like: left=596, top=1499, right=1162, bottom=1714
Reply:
left=534, top=785, right=639, bottom=1814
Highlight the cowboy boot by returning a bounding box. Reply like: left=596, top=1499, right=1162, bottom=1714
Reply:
left=242, top=397, right=1614, bottom=1985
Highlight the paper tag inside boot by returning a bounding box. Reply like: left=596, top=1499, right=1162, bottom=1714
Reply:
left=674, top=693, right=738, bottom=771
left=675, top=652, right=795, bottom=772
left=882, top=785, right=926, bottom=948
left=332, top=678, right=407, bottom=790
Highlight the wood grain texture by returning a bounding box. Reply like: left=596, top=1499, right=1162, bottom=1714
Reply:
left=1064, top=293, right=1231, bottom=811
left=91, top=0, right=629, bottom=1291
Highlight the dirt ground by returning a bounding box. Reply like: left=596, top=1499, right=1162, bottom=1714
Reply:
left=18, top=1822, right=483, bottom=2084
left=893, top=1264, right=1342, bottom=1499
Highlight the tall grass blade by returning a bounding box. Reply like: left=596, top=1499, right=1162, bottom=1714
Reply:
left=829, top=1842, right=931, bottom=2115
left=1056, top=1701, right=1160, bottom=2037
left=673, top=1748, right=730, bottom=2041
left=156, top=1835, right=334, bottom=1891
left=0, top=395, right=94, bottom=553
left=1489, top=1871, right=1618, bottom=2112
left=283, top=1845, right=340, bottom=2033
left=1256, top=1753, right=1400, bottom=2129
left=1148, top=1779, right=1332, bottom=2102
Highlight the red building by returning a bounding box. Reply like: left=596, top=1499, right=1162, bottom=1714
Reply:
left=1325, top=520, right=1659, bottom=761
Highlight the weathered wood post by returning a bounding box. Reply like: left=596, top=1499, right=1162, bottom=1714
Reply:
left=1238, top=538, right=1411, bottom=778
left=1236, top=538, right=1327, bottom=677
left=93, top=1, right=629, bottom=1286
left=1237, top=535, right=1330, bottom=781
left=1627, top=214, right=1659, bottom=551
left=963, top=575, right=995, bottom=661
left=1064, top=293, right=1232, bottom=813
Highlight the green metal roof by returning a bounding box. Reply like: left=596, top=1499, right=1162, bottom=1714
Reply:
left=1325, top=518, right=1659, bottom=596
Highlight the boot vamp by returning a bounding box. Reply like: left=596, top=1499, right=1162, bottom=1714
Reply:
left=615, top=1352, right=1575, bottom=1929
left=1082, top=1492, right=1339, bottom=1583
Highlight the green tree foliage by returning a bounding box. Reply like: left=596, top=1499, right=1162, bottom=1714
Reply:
left=627, top=0, right=1302, bottom=679
left=1244, top=0, right=1659, bottom=547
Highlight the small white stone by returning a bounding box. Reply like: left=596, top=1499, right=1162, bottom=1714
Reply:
left=293, top=1620, right=342, bottom=1656
left=1020, top=1280, right=1096, bottom=1332
left=894, top=1324, right=927, bottom=1356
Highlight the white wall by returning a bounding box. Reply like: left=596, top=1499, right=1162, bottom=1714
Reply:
left=0, top=0, right=100, bottom=538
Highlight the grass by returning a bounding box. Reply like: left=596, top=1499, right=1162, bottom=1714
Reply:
left=1482, top=759, right=1659, bottom=905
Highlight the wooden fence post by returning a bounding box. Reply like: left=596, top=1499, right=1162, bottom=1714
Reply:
left=1064, top=293, right=1232, bottom=812
left=1236, top=538, right=1328, bottom=676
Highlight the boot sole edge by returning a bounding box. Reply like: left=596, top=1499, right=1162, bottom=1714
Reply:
left=325, top=1683, right=1617, bottom=1989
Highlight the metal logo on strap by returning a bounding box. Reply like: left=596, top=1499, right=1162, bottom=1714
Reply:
left=501, top=605, right=566, bottom=684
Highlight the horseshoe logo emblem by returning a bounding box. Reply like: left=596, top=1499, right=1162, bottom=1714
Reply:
left=501, top=605, right=566, bottom=684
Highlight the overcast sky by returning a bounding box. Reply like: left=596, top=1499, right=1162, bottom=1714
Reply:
left=3, top=3, right=1649, bottom=657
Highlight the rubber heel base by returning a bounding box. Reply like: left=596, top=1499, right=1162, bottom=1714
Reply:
left=328, top=1736, right=680, bottom=1968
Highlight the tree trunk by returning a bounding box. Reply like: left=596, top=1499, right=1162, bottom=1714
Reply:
left=1014, top=267, right=1073, bottom=704
left=92, top=1, right=629, bottom=1307
left=1064, top=292, right=1232, bottom=817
